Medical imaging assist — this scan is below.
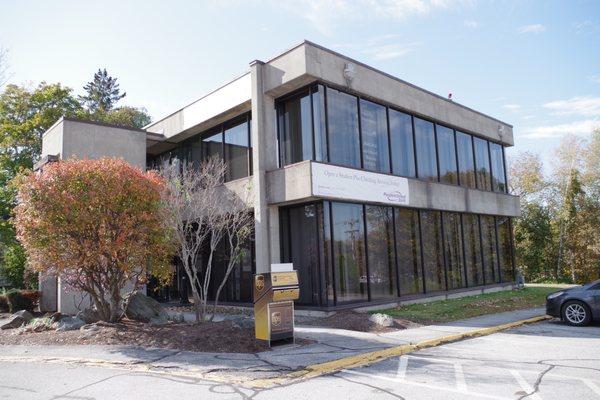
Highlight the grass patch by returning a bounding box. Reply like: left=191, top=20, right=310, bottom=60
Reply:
left=377, top=286, right=557, bottom=324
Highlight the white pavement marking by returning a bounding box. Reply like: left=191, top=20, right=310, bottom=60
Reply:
left=396, top=356, right=407, bottom=380
left=582, top=379, right=600, bottom=397
left=510, top=370, right=542, bottom=400
left=341, top=369, right=511, bottom=400
left=454, top=362, right=468, bottom=393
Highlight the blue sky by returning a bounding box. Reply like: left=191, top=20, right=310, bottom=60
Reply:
left=1, top=0, right=599, bottom=164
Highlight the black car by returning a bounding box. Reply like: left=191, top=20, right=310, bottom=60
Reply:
left=546, top=279, right=600, bottom=326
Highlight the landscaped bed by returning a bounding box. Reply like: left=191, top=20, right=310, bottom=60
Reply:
left=377, top=286, right=557, bottom=324
left=0, top=318, right=270, bottom=353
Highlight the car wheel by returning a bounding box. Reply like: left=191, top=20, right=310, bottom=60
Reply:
left=562, top=300, right=591, bottom=326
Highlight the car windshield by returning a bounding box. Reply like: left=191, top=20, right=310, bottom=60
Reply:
left=583, top=279, right=600, bottom=290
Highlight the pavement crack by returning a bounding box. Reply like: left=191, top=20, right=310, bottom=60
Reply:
left=518, top=364, right=554, bottom=400
left=334, top=373, right=406, bottom=399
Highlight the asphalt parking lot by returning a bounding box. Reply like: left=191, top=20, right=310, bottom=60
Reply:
left=1, top=319, right=599, bottom=400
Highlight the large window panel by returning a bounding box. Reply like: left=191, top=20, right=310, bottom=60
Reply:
left=420, top=211, right=445, bottom=292
left=279, top=91, right=313, bottom=166
left=322, top=201, right=334, bottom=304
left=480, top=215, right=499, bottom=284
left=331, top=202, right=367, bottom=303
left=389, top=109, right=416, bottom=178
left=463, top=214, right=484, bottom=286
left=224, top=119, right=250, bottom=181
left=313, top=85, right=328, bottom=163
left=360, top=99, right=390, bottom=173
left=497, top=217, right=514, bottom=283
left=490, top=143, right=507, bottom=193
left=202, top=130, right=223, bottom=161
left=474, top=137, right=492, bottom=191
left=327, top=88, right=361, bottom=168
left=437, top=125, right=458, bottom=185
left=442, top=212, right=466, bottom=290
left=394, top=208, right=423, bottom=296
left=414, top=118, right=438, bottom=182
left=456, top=131, right=476, bottom=188
left=365, top=205, right=396, bottom=299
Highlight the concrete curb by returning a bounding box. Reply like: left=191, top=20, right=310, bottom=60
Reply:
left=246, top=314, right=552, bottom=389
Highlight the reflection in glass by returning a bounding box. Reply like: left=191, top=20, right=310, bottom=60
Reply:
left=366, top=205, right=396, bottom=299
left=420, top=211, right=445, bottom=292
left=456, top=131, right=476, bottom=188
left=414, top=118, right=438, bottom=182
left=389, top=109, right=416, bottom=178
left=480, top=215, right=499, bottom=284
left=463, top=214, right=484, bottom=286
left=331, top=202, right=367, bottom=302
left=437, top=125, right=458, bottom=185
left=224, top=120, right=249, bottom=181
left=443, top=212, right=466, bottom=289
left=490, top=143, right=507, bottom=193
left=202, top=130, right=223, bottom=161
left=327, top=88, right=361, bottom=168
left=394, top=208, right=423, bottom=295
left=360, top=99, right=390, bottom=173
left=280, top=91, right=313, bottom=165
left=474, top=137, right=491, bottom=191
left=313, top=85, right=328, bottom=163
left=497, top=217, right=514, bottom=282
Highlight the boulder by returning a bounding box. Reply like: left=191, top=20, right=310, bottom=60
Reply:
left=76, top=309, right=101, bottom=324
left=368, top=313, right=395, bottom=328
left=125, top=292, right=169, bottom=323
left=55, top=316, right=85, bottom=332
left=13, top=310, right=34, bottom=324
left=168, top=312, right=185, bottom=323
left=1, top=314, right=26, bottom=330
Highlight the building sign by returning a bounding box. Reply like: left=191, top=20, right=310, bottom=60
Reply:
left=311, top=163, right=410, bottom=205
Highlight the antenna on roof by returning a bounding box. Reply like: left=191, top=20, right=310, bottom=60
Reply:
left=448, top=93, right=453, bottom=101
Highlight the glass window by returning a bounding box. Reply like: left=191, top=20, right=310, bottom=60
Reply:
left=327, top=88, right=361, bottom=168
left=442, top=212, right=466, bottom=289
left=365, top=205, right=396, bottom=299
left=279, top=91, right=313, bottom=166
left=490, top=143, right=507, bottom=193
left=463, top=213, right=484, bottom=286
left=313, top=85, right=328, bottom=163
left=437, top=125, right=458, bottom=185
left=389, top=109, right=416, bottom=178
left=474, top=137, right=491, bottom=191
left=456, top=131, right=476, bottom=189
left=202, top=130, right=223, bottom=161
left=224, top=119, right=249, bottom=181
left=497, top=217, right=514, bottom=283
left=360, top=99, right=390, bottom=173
left=394, top=208, right=423, bottom=296
left=323, top=201, right=334, bottom=305
left=414, top=118, right=438, bottom=182
left=331, top=202, right=367, bottom=303
left=420, top=210, right=445, bottom=292
left=480, top=215, right=499, bottom=284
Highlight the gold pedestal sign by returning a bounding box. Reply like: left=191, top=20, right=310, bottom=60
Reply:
left=253, top=271, right=299, bottom=345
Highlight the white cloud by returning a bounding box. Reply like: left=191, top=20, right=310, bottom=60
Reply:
left=573, top=20, right=599, bottom=34
left=363, top=42, right=421, bottom=60
left=589, top=75, right=600, bottom=84
left=502, top=104, right=521, bottom=111
left=464, top=20, right=480, bottom=29
left=543, top=96, right=600, bottom=117
left=521, top=120, right=600, bottom=139
left=517, top=24, right=546, bottom=34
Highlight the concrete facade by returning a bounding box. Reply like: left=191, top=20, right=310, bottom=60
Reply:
left=40, top=41, right=519, bottom=311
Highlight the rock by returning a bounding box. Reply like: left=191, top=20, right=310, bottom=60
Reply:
left=80, top=323, right=101, bottom=333
left=168, top=312, right=185, bottom=323
left=13, top=310, right=34, bottom=323
left=125, top=292, right=169, bottom=323
left=368, top=313, right=394, bottom=328
left=1, top=315, right=26, bottom=330
left=55, top=316, right=85, bottom=332
left=49, top=312, right=63, bottom=323
left=76, top=309, right=101, bottom=324
left=149, top=315, right=168, bottom=325
left=227, top=315, right=255, bottom=329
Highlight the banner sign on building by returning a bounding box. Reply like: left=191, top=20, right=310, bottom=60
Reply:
left=311, top=163, right=410, bottom=205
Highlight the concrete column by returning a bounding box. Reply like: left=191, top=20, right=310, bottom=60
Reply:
left=250, top=61, right=279, bottom=273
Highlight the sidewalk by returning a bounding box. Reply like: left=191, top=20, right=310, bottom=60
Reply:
left=0, top=307, right=547, bottom=385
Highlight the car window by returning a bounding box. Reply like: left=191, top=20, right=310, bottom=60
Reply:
left=590, top=283, right=600, bottom=290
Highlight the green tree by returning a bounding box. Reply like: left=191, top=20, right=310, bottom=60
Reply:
left=514, top=203, right=554, bottom=282
left=90, top=105, right=151, bottom=129
left=79, top=68, right=125, bottom=113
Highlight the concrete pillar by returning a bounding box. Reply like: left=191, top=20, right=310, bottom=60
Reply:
left=38, top=272, right=58, bottom=312
left=250, top=61, right=279, bottom=273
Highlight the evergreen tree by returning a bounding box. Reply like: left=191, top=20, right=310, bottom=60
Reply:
left=79, top=68, right=126, bottom=112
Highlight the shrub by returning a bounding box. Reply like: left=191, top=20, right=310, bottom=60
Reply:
left=0, top=294, right=8, bottom=312
left=6, top=289, right=34, bottom=313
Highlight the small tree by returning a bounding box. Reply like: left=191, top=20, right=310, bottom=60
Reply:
left=159, top=157, right=253, bottom=323
left=79, top=68, right=126, bottom=113
left=13, top=158, right=174, bottom=322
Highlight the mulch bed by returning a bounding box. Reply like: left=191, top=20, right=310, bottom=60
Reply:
left=0, top=319, right=271, bottom=353
left=304, top=310, right=421, bottom=333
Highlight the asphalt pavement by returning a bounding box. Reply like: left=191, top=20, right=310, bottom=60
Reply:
left=1, top=319, right=599, bottom=399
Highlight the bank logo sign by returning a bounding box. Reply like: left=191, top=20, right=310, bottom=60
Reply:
left=311, top=163, right=410, bottom=206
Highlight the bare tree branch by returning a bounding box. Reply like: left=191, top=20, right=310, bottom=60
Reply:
left=0, top=47, right=10, bottom=88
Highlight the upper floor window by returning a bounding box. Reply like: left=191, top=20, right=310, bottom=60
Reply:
left=224, top=118, right=251, bottom=181
left=278, top=90, right=312, bottom=166
left=327, top=88, right=361, bottom=168
left=456, top=131, right=476, bottom=189
left=489, top=142, right=507, bottom=193
left=414, top=118, right=438, bottom=182
left=360, top=99, right=390, bottom=173
left=389, top=109, right=416, bottom=178
left=436, top=125, right=458, bottom=185
left=474, top=137, right=492, bottom=191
